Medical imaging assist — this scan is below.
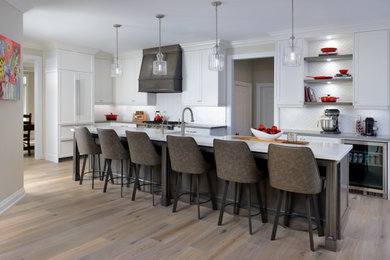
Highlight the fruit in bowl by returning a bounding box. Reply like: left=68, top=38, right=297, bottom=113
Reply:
left=251, top=125, right=283, bottom=140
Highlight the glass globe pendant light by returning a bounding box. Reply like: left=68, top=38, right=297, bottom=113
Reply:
left=153, top=14, right=167, bottom=75
left=111, top=24, right=123, bottom=77
left=283, top=0, right=302, bottom=66
left=209, top=1, right=224, bottom=71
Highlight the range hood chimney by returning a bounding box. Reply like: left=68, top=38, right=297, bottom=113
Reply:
left=139, top=44, right=182, bottom=93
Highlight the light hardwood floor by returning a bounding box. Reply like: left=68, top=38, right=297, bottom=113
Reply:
left=0, top=157, right=389, bottom=259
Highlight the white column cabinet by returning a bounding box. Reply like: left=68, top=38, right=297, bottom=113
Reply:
left=77, top=72, right=94, bottom=123
left=275, top=39, right=306, bottom=107
left=182, top=45, right=226, bottom=106
left=354, top=30, right=390, bottom=109
left=95, top=58, right=113, bottom=104
left=113, top=55, right=156, bottom=105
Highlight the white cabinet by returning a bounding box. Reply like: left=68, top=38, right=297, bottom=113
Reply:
left=275, top=39, right=306, bottom=107
left=113, top=55, right=156, bottom=105
left=59, top=70, right=94, bottom=125
left=95, top=58, right=113, bottom=104
left=354, top=30, right=389, bottom=109
left=182, top=47, right=226, bottom=106
left=44, top=49, right=95, bottom=162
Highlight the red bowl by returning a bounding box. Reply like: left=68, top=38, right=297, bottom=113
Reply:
left=321, top=47, right=337, bottom=53
left=105, top=114, right=118, bottom=120
left=339, top=69, right=348, bottom=74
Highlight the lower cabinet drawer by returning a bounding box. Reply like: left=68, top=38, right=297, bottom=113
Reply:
left=59, top=140, right=73, bottom=158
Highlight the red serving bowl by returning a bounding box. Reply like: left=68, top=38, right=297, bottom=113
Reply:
left=321, top=47, right=337, bottom=53
left=339, top=69, right=348, bottom=74
left=105, top=114, right=119, bottom=120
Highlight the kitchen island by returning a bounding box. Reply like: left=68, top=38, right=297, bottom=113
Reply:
left=72, top=126, right=352, bottom=252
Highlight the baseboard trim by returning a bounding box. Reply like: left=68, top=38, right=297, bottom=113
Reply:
left=0, top=188, right=26, bottom=215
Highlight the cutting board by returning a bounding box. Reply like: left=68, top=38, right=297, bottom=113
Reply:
left=232, top=136, right=309, bottom=145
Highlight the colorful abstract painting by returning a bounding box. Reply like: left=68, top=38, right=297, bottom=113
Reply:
left=0, top=34, right=21, bottom=101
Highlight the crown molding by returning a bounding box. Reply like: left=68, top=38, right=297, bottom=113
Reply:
left=180, top=39, right=231, bottom=51
left=230, top=36, right=275, bottom=48
left=44, top=42, right=99, bottom=55
left=120, top=50, right=143, bottom=59
left=95, top=51, right=113, bottom=60
left=4, top=0, right=32, bottom=12
left=269, top=17, right=390, bottom=40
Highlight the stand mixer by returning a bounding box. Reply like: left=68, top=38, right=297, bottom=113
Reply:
left=318, top=109, right=341, bottom=134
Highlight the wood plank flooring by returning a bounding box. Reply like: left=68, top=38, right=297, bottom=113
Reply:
left=0, top=157, right=390, bottom=259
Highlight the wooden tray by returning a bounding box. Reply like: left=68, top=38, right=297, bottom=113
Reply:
left=232, top=136, right=309, bottom=145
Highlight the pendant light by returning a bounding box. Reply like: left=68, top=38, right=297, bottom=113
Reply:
left=283, top=0, right=302, bottom=66
left=153, top=14, right=167, bottom=75
left=111, top=24, right=123, bottom=77
left=209, top=1, right=224, bottom=71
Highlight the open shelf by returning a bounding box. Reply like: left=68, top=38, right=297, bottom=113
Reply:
left=304, top=78, right=352, bottom=84
left=304, top=54, right=353, bottom=62
left=304, top=102, right=353, bottom=106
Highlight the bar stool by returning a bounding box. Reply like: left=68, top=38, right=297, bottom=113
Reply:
left=98, top=128, right=131, bottom=198
left=126, top=131, right=161, bottom=206
left=75, top=127, right=102, bottom=189
left=213, top=139, right=267, bottom=235
left=268, top=144, right=323, bottom=252
left=167, top=135, right=217, bottom=220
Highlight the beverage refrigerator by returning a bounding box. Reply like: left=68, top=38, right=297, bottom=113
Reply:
left=341, top=140, right=388, bottom=198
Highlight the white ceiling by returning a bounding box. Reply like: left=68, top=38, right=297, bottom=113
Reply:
left=16, top=0, right=390, bottom=54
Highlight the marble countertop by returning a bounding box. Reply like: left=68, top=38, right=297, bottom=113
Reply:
left=283, top=129, right=390, bottom=142
left=88, top=126, right=352, bottom=161
left=94, top=120, right=227, bottom=129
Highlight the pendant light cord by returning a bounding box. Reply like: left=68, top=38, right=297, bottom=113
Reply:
left=291, top=0, right=295, bottom=47
left=116, top=26, right=119, bottom=66
left=158, top=17, right=162, bottom=55
left=215, top=3, right=218, bottom=49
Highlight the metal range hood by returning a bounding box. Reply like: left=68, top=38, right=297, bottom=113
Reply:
left=139, top=44, right=182, bottom=93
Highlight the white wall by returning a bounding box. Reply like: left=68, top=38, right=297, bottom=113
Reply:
left=0, top=0, right=24, bottom=205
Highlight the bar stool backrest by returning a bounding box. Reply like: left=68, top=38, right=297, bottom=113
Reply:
left=126, top=131, right=161, bottom=166
left=75, top=127, right=101, bottom=155
left=167, top=135, right=208, bottom=174
left=267, top=144, right=322, bottom=194
left=213, top=139, right=259, bottom=183
left=97, top=128, right=129, bottom=160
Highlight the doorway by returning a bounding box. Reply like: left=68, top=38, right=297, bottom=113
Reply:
left=23, top=54, right=43, bottom=159
left=228, top=55, right=275, bottom=136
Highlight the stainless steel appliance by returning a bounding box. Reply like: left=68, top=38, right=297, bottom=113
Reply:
left=319, top=109, right=340, bottom=134
left=364, top=117, right=376, bottom=136
left=342, top=139, right=388, bottom=198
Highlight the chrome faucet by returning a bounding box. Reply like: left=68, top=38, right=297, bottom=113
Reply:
left=180, top=107, right=194, bottom=136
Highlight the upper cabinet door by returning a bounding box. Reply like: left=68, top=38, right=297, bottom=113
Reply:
left=58, top=50, right=94, bottom=73
left=77, top=72, right=94, bottom=123
left=275, top=39, right=305, bottom=107
left=59, top=70, right=76, bottom=124
left=95, top=58, right=113, bottom=104
left=354, top=30, right=389, bottom=109
left=182, top=50, right=202, bottom=105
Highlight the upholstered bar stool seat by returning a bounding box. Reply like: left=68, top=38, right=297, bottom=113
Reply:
left=268, top=144, right=324, bottom=252
left=213, top=139, right=267, bottom=235
left=126, top=131, right=161, bottom=206
left=75, top=127, right=103, bottom=189
left=98, top=128, right=131, bottom=198
left=167, top=135, right=217, bottom=220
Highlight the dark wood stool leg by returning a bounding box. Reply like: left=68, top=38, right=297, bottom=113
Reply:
left=151, top=166, right=155, bottom=206
left=189, top=174, right=193, bottom=205
left=237, top=183, right=243, bottom=215
left=312, top=194, right=324, bottom=237
left=283, top=192, right=291, bottom=226
left=196, top=174, right=201, bottom=219
left=103, top=159, right=112, bottom=193
left=98, top=155, right=101, bottom=180
left=234, top=182, right=238, bottom=215
left=271, top=190, right=283, bottom=240
left=127, top=161, right=131, bottom=188
left=120, top=160, right=124, bottom=198
left=247, top=184, right=253, bottom=235
left=306, top=194, right=315, bottom=251
left=102, top=159, right=107, bottom=181
left=91, top=155, right=95, bottom=190
left=218, top=180, right=229, bottom=226
left=173, top=172, right=182, bottom=213
left=80, top=155, right=87, bottom=185
left=132, top=164, right=140, bottom=201
left=205, top=172, right=217, bottom=210
left=255, top=182, right=267, bottom=223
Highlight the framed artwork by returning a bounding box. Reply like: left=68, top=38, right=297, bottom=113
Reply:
left=0, top=34, right=21, bottom=101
